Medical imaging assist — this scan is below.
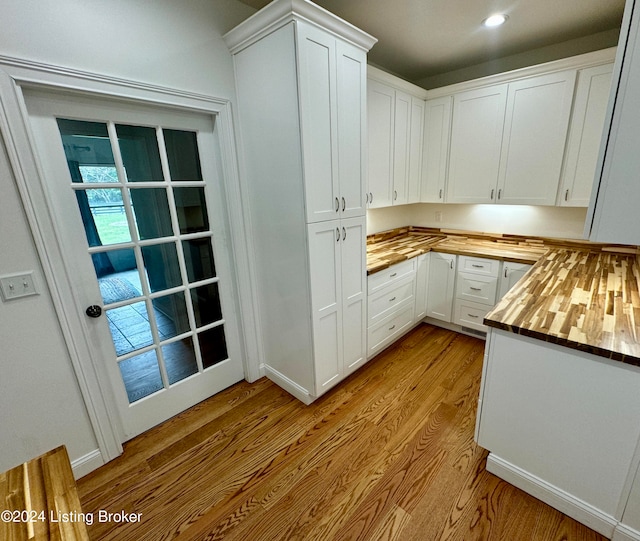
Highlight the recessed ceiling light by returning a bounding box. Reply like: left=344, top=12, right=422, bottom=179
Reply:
left=483, top=13, right=508, bottom=27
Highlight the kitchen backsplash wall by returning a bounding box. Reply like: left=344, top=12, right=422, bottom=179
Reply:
left=367, top=204, right=588, bottom=239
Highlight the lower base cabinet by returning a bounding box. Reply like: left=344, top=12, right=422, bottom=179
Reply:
left=477, top=329, right=640, bottom=539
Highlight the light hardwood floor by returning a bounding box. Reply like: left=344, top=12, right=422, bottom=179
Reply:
left=77, top=324, right=607, bottom=541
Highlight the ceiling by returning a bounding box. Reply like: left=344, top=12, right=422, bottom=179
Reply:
left=235, top=0, right=626, bottom=88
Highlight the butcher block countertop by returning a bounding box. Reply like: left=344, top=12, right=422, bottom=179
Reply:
left=484, top=249, right=640, bottom=366
left=367, top=226, right=640, bottom=366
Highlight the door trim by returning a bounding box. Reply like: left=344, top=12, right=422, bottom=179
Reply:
left=0, top=55, right=264, bottom=470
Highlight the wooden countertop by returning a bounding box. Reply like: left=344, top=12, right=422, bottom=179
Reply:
left=367, top=226, right=640, bottom=366
left=1, top=446, right=90, bottom=540
left=484, top=249, right=640, bottom=367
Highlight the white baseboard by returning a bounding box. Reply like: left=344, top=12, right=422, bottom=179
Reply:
left=264, top=365, right=313, bottom=405
left=71, top=449, right=104, bottom=479
left=486, top=454, right=617, bottom=538
left=613, top=524, right=640, bottom=541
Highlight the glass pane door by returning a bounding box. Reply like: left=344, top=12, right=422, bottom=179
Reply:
left=57, top=119, right=228, bottom=403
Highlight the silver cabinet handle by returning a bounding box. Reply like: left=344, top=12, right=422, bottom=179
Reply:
left=370, top=192, right=373, bottom=204
left=467, top=314, right=479, bottom=319
left=439, top=188, right=443, bottom=199
left=336, top=228, right=340, bottom=242
left=498, top=189, right=502, bottom=200
left=565, top=189, right=569, bottom=201
left=390, top=272, right=397, bottom=278
left=335, top=197, right=339, bottom=212
left=389, top=296, right=396, bottom=302
left=470, top=287, right=482, bottom=291
left=504, top=267, right=508, bottom=278
left=389, top=324, right=396, bottom=331
left=450, top=260, right=454, bottom=269
left=471, top=264, right=484, bottom=268
left=342, top=227, right=346, bottom=241
left=490, top=188, right=495, bottom=200
left=394, top=190, right=398, bottom=201
left=342, top=197, right=346, bottom=211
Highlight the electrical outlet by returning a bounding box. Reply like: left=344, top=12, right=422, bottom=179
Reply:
left=0, top=271, right=39, bottom=301
left=435, top=211, right=443, bottom=223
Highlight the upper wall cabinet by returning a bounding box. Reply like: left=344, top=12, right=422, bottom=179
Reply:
left=558, top=64, right=613, bottom=207
left=367, top=68, right=426, bottom=208
left=447, top=70, right=576, bottom=205
left=421, top=96, right=452, bottom=203
left=587, top=1, right=640, bottom=245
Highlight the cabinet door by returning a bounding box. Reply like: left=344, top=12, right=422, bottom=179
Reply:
left=340, top=216, right=367, bottom=375
left=297, top=23, right=339, bottom=223
left=407, top=97, right=425, bottom=203
left=559, top=64, right=613, bottom=207
left=307, top=221, right=343, bottom=395
left=498, top=262, right=532, bottom=299
left=497, top=70, right=576, bottom=205
left=336, top=41, right=367, bottom=218
left=447, top=85, right=508, bottom=204
left=367, top=80, right=395, bottom=208
left=426, top=252, right=456, bottom=322
left=421, top=96, right=451, bottom=203
left=414, top=253, right=429, bottom=321
left=392, top=90, right=411, bottom=205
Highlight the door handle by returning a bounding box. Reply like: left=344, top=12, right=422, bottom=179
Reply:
left=86, top=305, right=103, bottom=318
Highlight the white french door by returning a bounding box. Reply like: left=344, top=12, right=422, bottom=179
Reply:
left=23, top=89, right=245, bottom=440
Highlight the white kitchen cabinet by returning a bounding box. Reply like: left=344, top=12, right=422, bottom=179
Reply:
left=587, top=0, right=640, bottom=245
left=498, top=261, right=532, bottom=299
left=559, top=64, right=613, bottom=207
left=496, top=70, right=576, bottom=205
left=225, top=0, right=376, bottom=403
left=421, top=96, right=452, bottom=203
left=447, top=71, right=575, bottom=205
left=367, top=259, right=417, bottom=357
left=447, top=84, right=508, bottom=204
left=367, top=74, right=425, bottom=208
left=426, top=252, right=456, bottom=322
left=309, top=217, right=367, bottom=395
left=414, top=253, right=429, bottom=321
left=453, top=255, right=499, bottom=332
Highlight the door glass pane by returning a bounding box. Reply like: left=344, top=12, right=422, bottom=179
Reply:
left=57, top=119, right=116, bottom=180
left=199, top=325, right=228, bottom=369
left=141, top=242, right=182, bottom=292
left=164, top=129, right=203, bottom=181
left=116, top=124, right=163, bottom=182
left=153, top=291, right=190, bottom=340
left=191, top=283, right=222, bottom=327
left=174, top=187, right=209, bottom=234
left=130, top=188, right=173, bottom=240
left=107, top=301, right=153, bottom=356
left=163, top=337, right=198, bottom=385
left=75, top=189, right=131, bottom=246
left=182, top=239, right=216, bottom=283
left=119, top=350, right=163, bottom=402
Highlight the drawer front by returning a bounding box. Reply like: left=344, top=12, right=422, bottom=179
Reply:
left=458, top=255, right=500, bottom=277
left=456, top=272, right=498, bottom=305
left=368, top=275, right=415, bottom=324
left=454, top=299, right=490, bottom=332
left=368, top=259, right=416, bottom=295
left=367, top=303, right=415, bottom=357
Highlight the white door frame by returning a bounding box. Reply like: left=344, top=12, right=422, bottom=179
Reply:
left=0, top=55, right=264, bottom=467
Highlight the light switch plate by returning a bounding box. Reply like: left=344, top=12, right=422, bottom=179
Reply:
left=0, top=271, right=39, bottom=301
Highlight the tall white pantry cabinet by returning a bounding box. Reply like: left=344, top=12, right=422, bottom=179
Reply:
left=225, top=0, right=376, bottom=403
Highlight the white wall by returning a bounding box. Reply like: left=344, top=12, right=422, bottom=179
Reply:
left=367, top=203, right=588, bottom=239
left=0, top=0, right=255, bottom=474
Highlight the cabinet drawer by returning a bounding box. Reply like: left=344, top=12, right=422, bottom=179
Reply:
left=368, top=259, right=415, bottom=294
left=458, top=255, right=500, bottom=277
left=456, top=272, right=498, bottom=305
left=368, top=275, right=415, bottom=324
left=454, top=299, right=490, bottom=332
left=367, top=302, right=415, bottom=357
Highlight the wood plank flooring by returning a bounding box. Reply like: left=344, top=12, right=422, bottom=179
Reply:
left=77, top=324, right=607, bottom=541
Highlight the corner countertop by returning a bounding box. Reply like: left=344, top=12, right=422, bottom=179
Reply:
left=367, top=226, right=640, bottom=367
